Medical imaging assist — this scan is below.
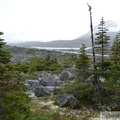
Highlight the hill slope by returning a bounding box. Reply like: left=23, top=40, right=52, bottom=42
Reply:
left=12, top=20, right=120, bottom=48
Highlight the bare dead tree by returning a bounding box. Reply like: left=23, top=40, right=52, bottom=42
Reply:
left=87, top=3, right=96, bottom=70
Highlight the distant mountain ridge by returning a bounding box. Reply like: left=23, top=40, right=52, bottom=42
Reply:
left=12, top=20, right=120, bottom=48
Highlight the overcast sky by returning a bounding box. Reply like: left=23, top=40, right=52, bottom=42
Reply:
left=0, top=0, right=120, bottom=43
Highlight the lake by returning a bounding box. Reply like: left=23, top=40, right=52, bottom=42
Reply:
left=31, top=46, right=92, bottom=51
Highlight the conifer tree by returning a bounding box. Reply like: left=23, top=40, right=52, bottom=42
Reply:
left=0, top=32, right=30, bottom=120
left=104, top=32, right=120, bottom=107
left=0, top=32, right=11, bottom=64
left=95, top=17, right=110, bottom=73
left=109, top=32, right=120, bottom=84
left=0, top=32, right=11, bottom=80
left=76, top=44, right=90, bottom=82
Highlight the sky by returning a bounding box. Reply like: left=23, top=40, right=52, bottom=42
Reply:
left=0, top=0, right=120, bottom=43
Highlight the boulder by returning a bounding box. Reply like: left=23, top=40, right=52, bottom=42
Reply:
left=39, top=78, right=48, bottom=86
left=59, top=71, right=75, bottom=81
left=24, top=80, right=40, bottom=92
left=34, top=86, right=50, bottom=97
left=56, top=94, right=80, bottom=109
left=38, top=73, right=56, bottom=86
left=55, top=79, right=64, bottom=86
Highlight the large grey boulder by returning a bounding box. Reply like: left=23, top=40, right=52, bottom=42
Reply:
left=59, top=71, right=75, bottom=81
left=56, top=94, right=80, bottom=109
left=38, top=73, right=56, bottom=86
left=34, top=86, right=50, bottom=97
left=24, top=80, right=40, bottom=92
left=39, top=78, right=48, bottom=86
left=55, top=79, right=64, bottom=86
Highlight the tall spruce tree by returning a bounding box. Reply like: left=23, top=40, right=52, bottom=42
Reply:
left=95, top=17, right=110, bottom=74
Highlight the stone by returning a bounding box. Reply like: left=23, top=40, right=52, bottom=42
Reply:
left=39, top=78, right=48, bottom=86
left=38, top=73, right=56, bottom=86
left=56, top=94, right=80, bottom=109
left=24, top=80, right=40, bottom=92
left=59, top=71, right=75, bottom=81
left=34, top=86, right=50, bottom=97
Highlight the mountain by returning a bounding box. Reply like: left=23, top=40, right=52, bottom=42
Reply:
left=11, top=20, right=120, bottom=48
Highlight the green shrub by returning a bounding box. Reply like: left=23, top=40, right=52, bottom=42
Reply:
left=59, top=82, right=94, bottom=103
left=0, top=82, right=30, bottom=120
left=15, top=57, right=63, bottom=73
left=59, top=57, right=76, bottom=68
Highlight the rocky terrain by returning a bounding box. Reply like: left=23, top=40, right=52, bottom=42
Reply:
left=25, top=68, right=100, bottom=120
left=4, top=45, right=112, bottom=119
left=4, top=45, right=77, bottom=63
left=25, top=67, right=76, bottom=98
